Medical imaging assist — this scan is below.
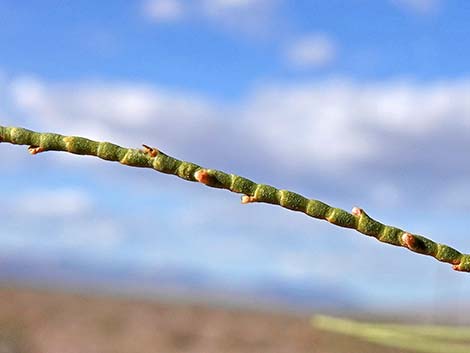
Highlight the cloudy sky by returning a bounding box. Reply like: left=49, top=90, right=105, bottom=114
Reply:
left=1, top=0, right=470, bottom=310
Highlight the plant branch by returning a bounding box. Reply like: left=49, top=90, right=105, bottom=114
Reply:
left=1, top=125, right=469, bottom=272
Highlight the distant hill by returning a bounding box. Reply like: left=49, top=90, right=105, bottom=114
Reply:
left=0, top=254, right=362, bottom=314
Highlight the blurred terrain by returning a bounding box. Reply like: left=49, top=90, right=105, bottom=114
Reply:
left=0, top=255, right=361, bottom=314
left=0, top=256, right=466, bottom=353
left=0, top=285, right=404, bottom=353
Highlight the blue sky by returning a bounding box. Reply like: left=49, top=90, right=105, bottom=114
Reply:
left=1, top=0, right=470, bottom=310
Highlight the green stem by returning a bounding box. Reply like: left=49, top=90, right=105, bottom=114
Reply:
left=1, top=125, right=469, bottom=272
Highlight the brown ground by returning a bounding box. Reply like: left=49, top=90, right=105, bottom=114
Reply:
left=0, top=285, right=402, bottom=353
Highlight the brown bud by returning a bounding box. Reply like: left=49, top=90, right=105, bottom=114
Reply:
left=241, top=195, right=256, bottom=204
left=28, top=146, right=44, bottom=155
left=194, top=169, right=211, bottom=184
left=142, top=144, right=159, bottom=157
left=351, top=207, right=363, bottom=216
left=401, top=233, right=415, bottom=248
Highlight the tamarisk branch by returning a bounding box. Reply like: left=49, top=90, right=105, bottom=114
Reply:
left=1, top=125, right=469, bottom=272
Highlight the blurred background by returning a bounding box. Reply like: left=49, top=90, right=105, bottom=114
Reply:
left=1, top=0, right=470, bottom=352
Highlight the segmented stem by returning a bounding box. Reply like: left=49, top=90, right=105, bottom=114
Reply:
left=1, top=125, right=469, bottom=272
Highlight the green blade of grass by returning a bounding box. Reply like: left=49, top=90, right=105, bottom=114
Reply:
left=312, top=315, right=470, bottom=353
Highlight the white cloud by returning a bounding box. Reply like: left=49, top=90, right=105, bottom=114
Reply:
left=285, top=34, right=337, bottom=69
left=243, top=79, right=470, bottom=175
left=9, top=76, right=217, bottom=153
left=241, top=81, right=377, bottom=170
left=9, top=76, right=470, bottom=167
left=14, top=189, right=93, bottom=217
left=201, top=0, right=271, bottom=16
left=6, top=74, right=470, bottom=209
left=392, top=0, right=440, bottom=14
left=143, top=0, right=185, bottom=22
left=142, top=0, right=278, bottom=35
left=203, top=0, right=277, bottom=36
left=60, top=219, right=124, bottom=251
